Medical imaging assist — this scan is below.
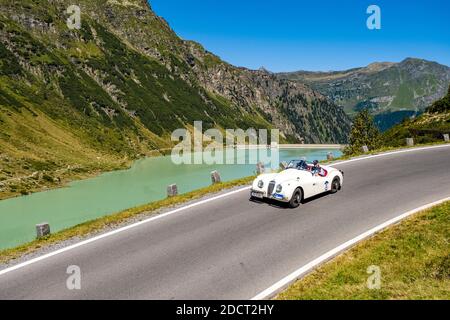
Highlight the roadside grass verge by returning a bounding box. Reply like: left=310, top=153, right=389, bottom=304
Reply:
left=277, top=201, right=450, bottom=300
left=0, top=176, right=254, bottom=265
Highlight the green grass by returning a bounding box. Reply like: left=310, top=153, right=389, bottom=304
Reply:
left=391, top=82, right=415, bottom=109
left=381, top=111, right=450, bottom=147
left=277, top=201, right=450, bottom=300
left=0, top=175, right=255, bottom=265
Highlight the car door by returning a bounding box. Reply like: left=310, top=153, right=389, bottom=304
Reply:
left=319, top=175, right=333, bottom=194
left=312, top=167, right=331, bottom=195
left=301, top=172, right=317, bottom=198
left=311, top=174, right=324, bottom=195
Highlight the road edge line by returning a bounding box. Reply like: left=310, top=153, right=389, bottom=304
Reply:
left=250, top=196, right=450, bottom=300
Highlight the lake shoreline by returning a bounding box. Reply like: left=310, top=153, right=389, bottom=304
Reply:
left=0, top=145, right=343, bottom=201
left=0, top=160, right=133, bottom=201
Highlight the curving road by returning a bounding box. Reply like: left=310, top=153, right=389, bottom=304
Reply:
left=0, top=145, right=449, bottom=299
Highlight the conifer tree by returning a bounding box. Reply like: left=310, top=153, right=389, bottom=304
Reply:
left=345, top=109, right=381, bottom=155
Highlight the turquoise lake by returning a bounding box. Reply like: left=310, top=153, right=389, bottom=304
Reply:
left=0, top=148, right=341, bottom=250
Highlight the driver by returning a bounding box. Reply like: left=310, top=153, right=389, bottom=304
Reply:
left=296, top=160, right=308, bottom=170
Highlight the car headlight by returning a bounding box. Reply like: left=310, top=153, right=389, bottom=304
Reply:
left=257, top=180, right=264, bottom=188
left=276, top=184, right=282, bottom=193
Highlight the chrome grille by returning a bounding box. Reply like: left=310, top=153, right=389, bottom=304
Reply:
left=267, top=181, right=275, bottom=195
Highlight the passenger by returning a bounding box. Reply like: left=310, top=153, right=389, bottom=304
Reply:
left=311, top=160, right=325, bottom=176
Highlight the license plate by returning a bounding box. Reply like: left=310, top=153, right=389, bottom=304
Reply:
left=251, top=191, right=264, bottom=199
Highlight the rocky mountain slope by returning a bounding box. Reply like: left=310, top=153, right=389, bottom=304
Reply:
left=278, top=59, right=450, bottom=130
left=0, top=0, right=350, bottom=198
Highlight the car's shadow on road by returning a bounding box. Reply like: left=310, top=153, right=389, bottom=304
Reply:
left=249, top=197, right=287, bottom=209
left=301, top=192, right=332, bottom=204
left=249, top=192, right=332, bottom=209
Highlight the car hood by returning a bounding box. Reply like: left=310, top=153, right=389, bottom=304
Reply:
left=259, top=169, right=313, bottom=184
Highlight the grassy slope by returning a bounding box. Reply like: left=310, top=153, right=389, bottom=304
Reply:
left=382, top=86, right=450, bottom=147
left=382, top=111, right=450, bottom=147
left=277, top=201, right=450, bottom=300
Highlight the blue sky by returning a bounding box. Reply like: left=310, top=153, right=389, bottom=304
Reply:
left=150, top=0, right=450, bottom=72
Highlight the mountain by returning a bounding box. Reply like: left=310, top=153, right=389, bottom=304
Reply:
left=382, top=85, right=450, bottom=146
left=278, top=59, right=450, bottom=130
left=0, top=0, right=350, bottom=199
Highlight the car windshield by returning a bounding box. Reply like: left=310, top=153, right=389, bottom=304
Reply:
left=287, top=160, right=309, bottom=170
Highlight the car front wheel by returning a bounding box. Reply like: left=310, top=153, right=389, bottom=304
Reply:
left=330, top=177, right=340, bottom=194
left=289, top=188, right=302, bottom=208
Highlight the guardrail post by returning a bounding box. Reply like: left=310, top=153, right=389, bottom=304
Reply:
left=444, top=134, right=449, bottom=142
left=361, top=145, right=369, bottom=153
left=327, top=152, right=334, bottom=161
left=36, top=223, right=50, bottom=238
left=256, top=162, right=265, bottom=174
left=406, top=138, right=414, bottom=146
left=167, top=184, right=178, bottom=197
left=211, top=170, right=221, bottom=184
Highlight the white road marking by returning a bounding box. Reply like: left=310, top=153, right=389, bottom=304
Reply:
left=251, top=196, right=450, bottom=300
left=0, top=144, right=449, bottom=277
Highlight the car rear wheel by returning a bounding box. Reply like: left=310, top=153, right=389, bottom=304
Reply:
left=289, top=188, right=302, bottom=208
left=330, top=177, right=340, bottom=194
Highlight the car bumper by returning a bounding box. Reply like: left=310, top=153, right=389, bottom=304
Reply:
left=250, top=189, right=289, bottom=202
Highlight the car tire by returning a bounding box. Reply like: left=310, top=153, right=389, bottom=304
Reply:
left=289, top=188, right=302, bottom=208
left=330, top=177, right=340, bottom=194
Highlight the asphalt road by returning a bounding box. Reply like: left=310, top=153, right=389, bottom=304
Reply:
left=1, top=146, right=449, bottom=299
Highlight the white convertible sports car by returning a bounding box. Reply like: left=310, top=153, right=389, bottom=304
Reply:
left=250, top=160, right=344, bottom=208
